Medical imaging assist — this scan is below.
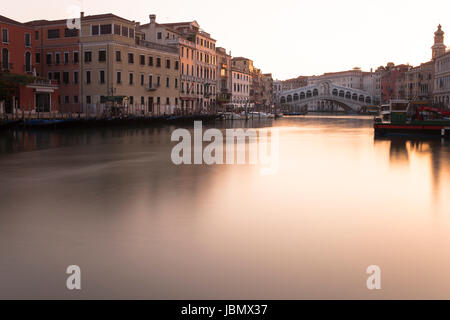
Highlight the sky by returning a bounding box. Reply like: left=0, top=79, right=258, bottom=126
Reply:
left=3, top=0, right=449, bottom=80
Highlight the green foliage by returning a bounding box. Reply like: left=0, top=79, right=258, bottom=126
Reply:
left=0, top=72, right=36, bottom=101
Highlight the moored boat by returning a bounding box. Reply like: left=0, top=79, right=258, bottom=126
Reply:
left=374, top=100, right=450, bottom=138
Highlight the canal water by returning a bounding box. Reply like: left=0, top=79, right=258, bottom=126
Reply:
left=1, top=115, right=450, bottom=299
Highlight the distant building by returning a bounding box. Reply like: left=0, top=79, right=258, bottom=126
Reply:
left=216, top=47, right=232, bottom=109
left=139, top=14, right=217, bottom=113
left=405, top=61, right=434, bottom=102
left=432, top=25, right=450, bottom=109
left=380, top=63, right=410, bottom=103
left=231, top=57, right=251, bottom=109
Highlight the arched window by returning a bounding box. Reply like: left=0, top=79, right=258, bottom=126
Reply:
left=293, top=93, right=299, bottom=101
left=2, top=48, right=9, bottom=70
left=352, top=94, right=358, bottom=101
left=365, top=97, right=372, bottom=104
left=280, top=97, right=286, bottom=104
left=346, top=92, right=351, bottom=99
left=332, top=89, right=338, bottom=96
left=313, top=89, right=319, bottom=96
left=306, top=91, right=312, bottom=98
left=339, top=90, right=345, bottom=97
left=300, top=92, right=305, bottom=100
left=25, top=51, right=32, bottom=73
left=287, top=95, right=293, bottom=103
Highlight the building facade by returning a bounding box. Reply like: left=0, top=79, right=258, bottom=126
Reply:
left=77, top=14, right=180, bottom=115
left=139, top=15, right=217, bottom=113
left=231, top=57, right=251, bottom=109
left=0, top=15, right=58, bottom=115
left=434, top=51, right=450, bottom=108
left=216, top=47, right=232, bottom=109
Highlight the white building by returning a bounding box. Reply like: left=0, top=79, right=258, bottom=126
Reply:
left=231, top=69, right=251, bottom=109
left=434, top=51, right=450, bottom=108
left=307, top=68, right=379, bottom=103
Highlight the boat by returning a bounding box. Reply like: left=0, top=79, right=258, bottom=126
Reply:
left=245, top=112, right=274, bottom=120
left=374, top=100, right=450, bottom=138
left=218, top=112, right=243, bottom=121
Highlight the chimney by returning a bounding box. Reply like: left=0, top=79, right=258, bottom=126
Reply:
left=150, top=14, right=156, bottom=24
left=81, top=12, right=85, bottom=19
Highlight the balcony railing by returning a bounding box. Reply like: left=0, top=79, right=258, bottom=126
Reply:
left=146, top=84, right=160, bottom=92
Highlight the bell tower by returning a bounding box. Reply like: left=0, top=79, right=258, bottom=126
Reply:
left=432, top=24, right=446, bottom=60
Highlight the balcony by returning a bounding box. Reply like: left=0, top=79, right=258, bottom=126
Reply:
left=146, top=84, right=160, bottom=92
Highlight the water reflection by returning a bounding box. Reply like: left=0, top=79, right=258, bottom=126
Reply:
left=1, top=116, right=450, bottom=299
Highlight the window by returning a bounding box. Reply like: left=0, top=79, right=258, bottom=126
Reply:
left=156, top=57, right=161, bottom=67
left=35, top=53, right=41, bottom=64
left=116, top=51, right=121, bottom=62
left=64, top=96, right=70, bottom=104
left=140, top=74, right=144, bottom=86
left=100, top=24, right=112, bottom=35
left=84, top=51, right=92, bottom=63
left=98, top=50, right=106, bottom=62
left=149, top=75, right=153, bottom=88
left=74, top=96, right=79, bottom=104
left=140, top=55, right=145, bottom=65
left=129, top=73, right=134, bottom=85
left=166, top=97, right=170, bottom=105
left=175, top=78, right=178, bottom=89
left=129, top=29, right=134, bottom=38
left=166, top=77, right=170, bottom=88
left=100, top=70, right=105, bottom=84
left=46, top=53, right=52, bottom=65
left=55, top=53, right=60, bottom=65
left=24, top=52, right=32, bottom=72
left=157, top=76, right=161, bottom=87
left=148, top=56, right=153, bottom=66
left=73, top=51, right=79, bottom=64
left=25, top=34, right=31, bottom=47
left=128, top=53, right=134, bottom=64
left=114, top=25, right=121, bottom=35
left=86, top=71, right=91, bottom=84
left=117, top=71, right=122, bottom=84
left=157, top=32, right=162, bottom=40
left=63, top=72, right=69, bottom=84
left=175, top=61, right=179, bottom=70
left=74, top=71, right=79, bottom=84
left=122, top=26, right=129, bottom=37
left=129, top=96, right=134, bottom=105
left=64, top=52, right=69, bottom=64
left=54, top=72, right=61, bottom=83
left=166, top=59, right=171, bottom=69
left=48, top=29, right=60, bottom=39
left=157, top=97, right=161, bottom=105
left=35, top=31, right=39, bottom=40
left=64, top=28, right=78, bottom=37
left=91, top=25, right=99, bottom=36
left=86, top=96, right=91, bottom=104
left=48, top=72, right=52, bottom=80
left=141, top=96, right=145, bottom=105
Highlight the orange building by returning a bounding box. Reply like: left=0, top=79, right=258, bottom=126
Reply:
left=0, top=15, right=59, bottom=116
left=25, top=18, right=81, bottom=112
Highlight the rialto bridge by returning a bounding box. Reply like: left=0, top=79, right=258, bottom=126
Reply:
left=279, top=81, right=375, bottom=113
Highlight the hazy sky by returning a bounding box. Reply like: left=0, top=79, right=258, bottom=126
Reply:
left=3, top=0, right=449, bottom=79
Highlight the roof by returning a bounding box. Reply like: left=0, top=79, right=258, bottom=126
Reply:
left=0, top=15, right=33, bottom=28
left=25, top=13, right=135, bottom=27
